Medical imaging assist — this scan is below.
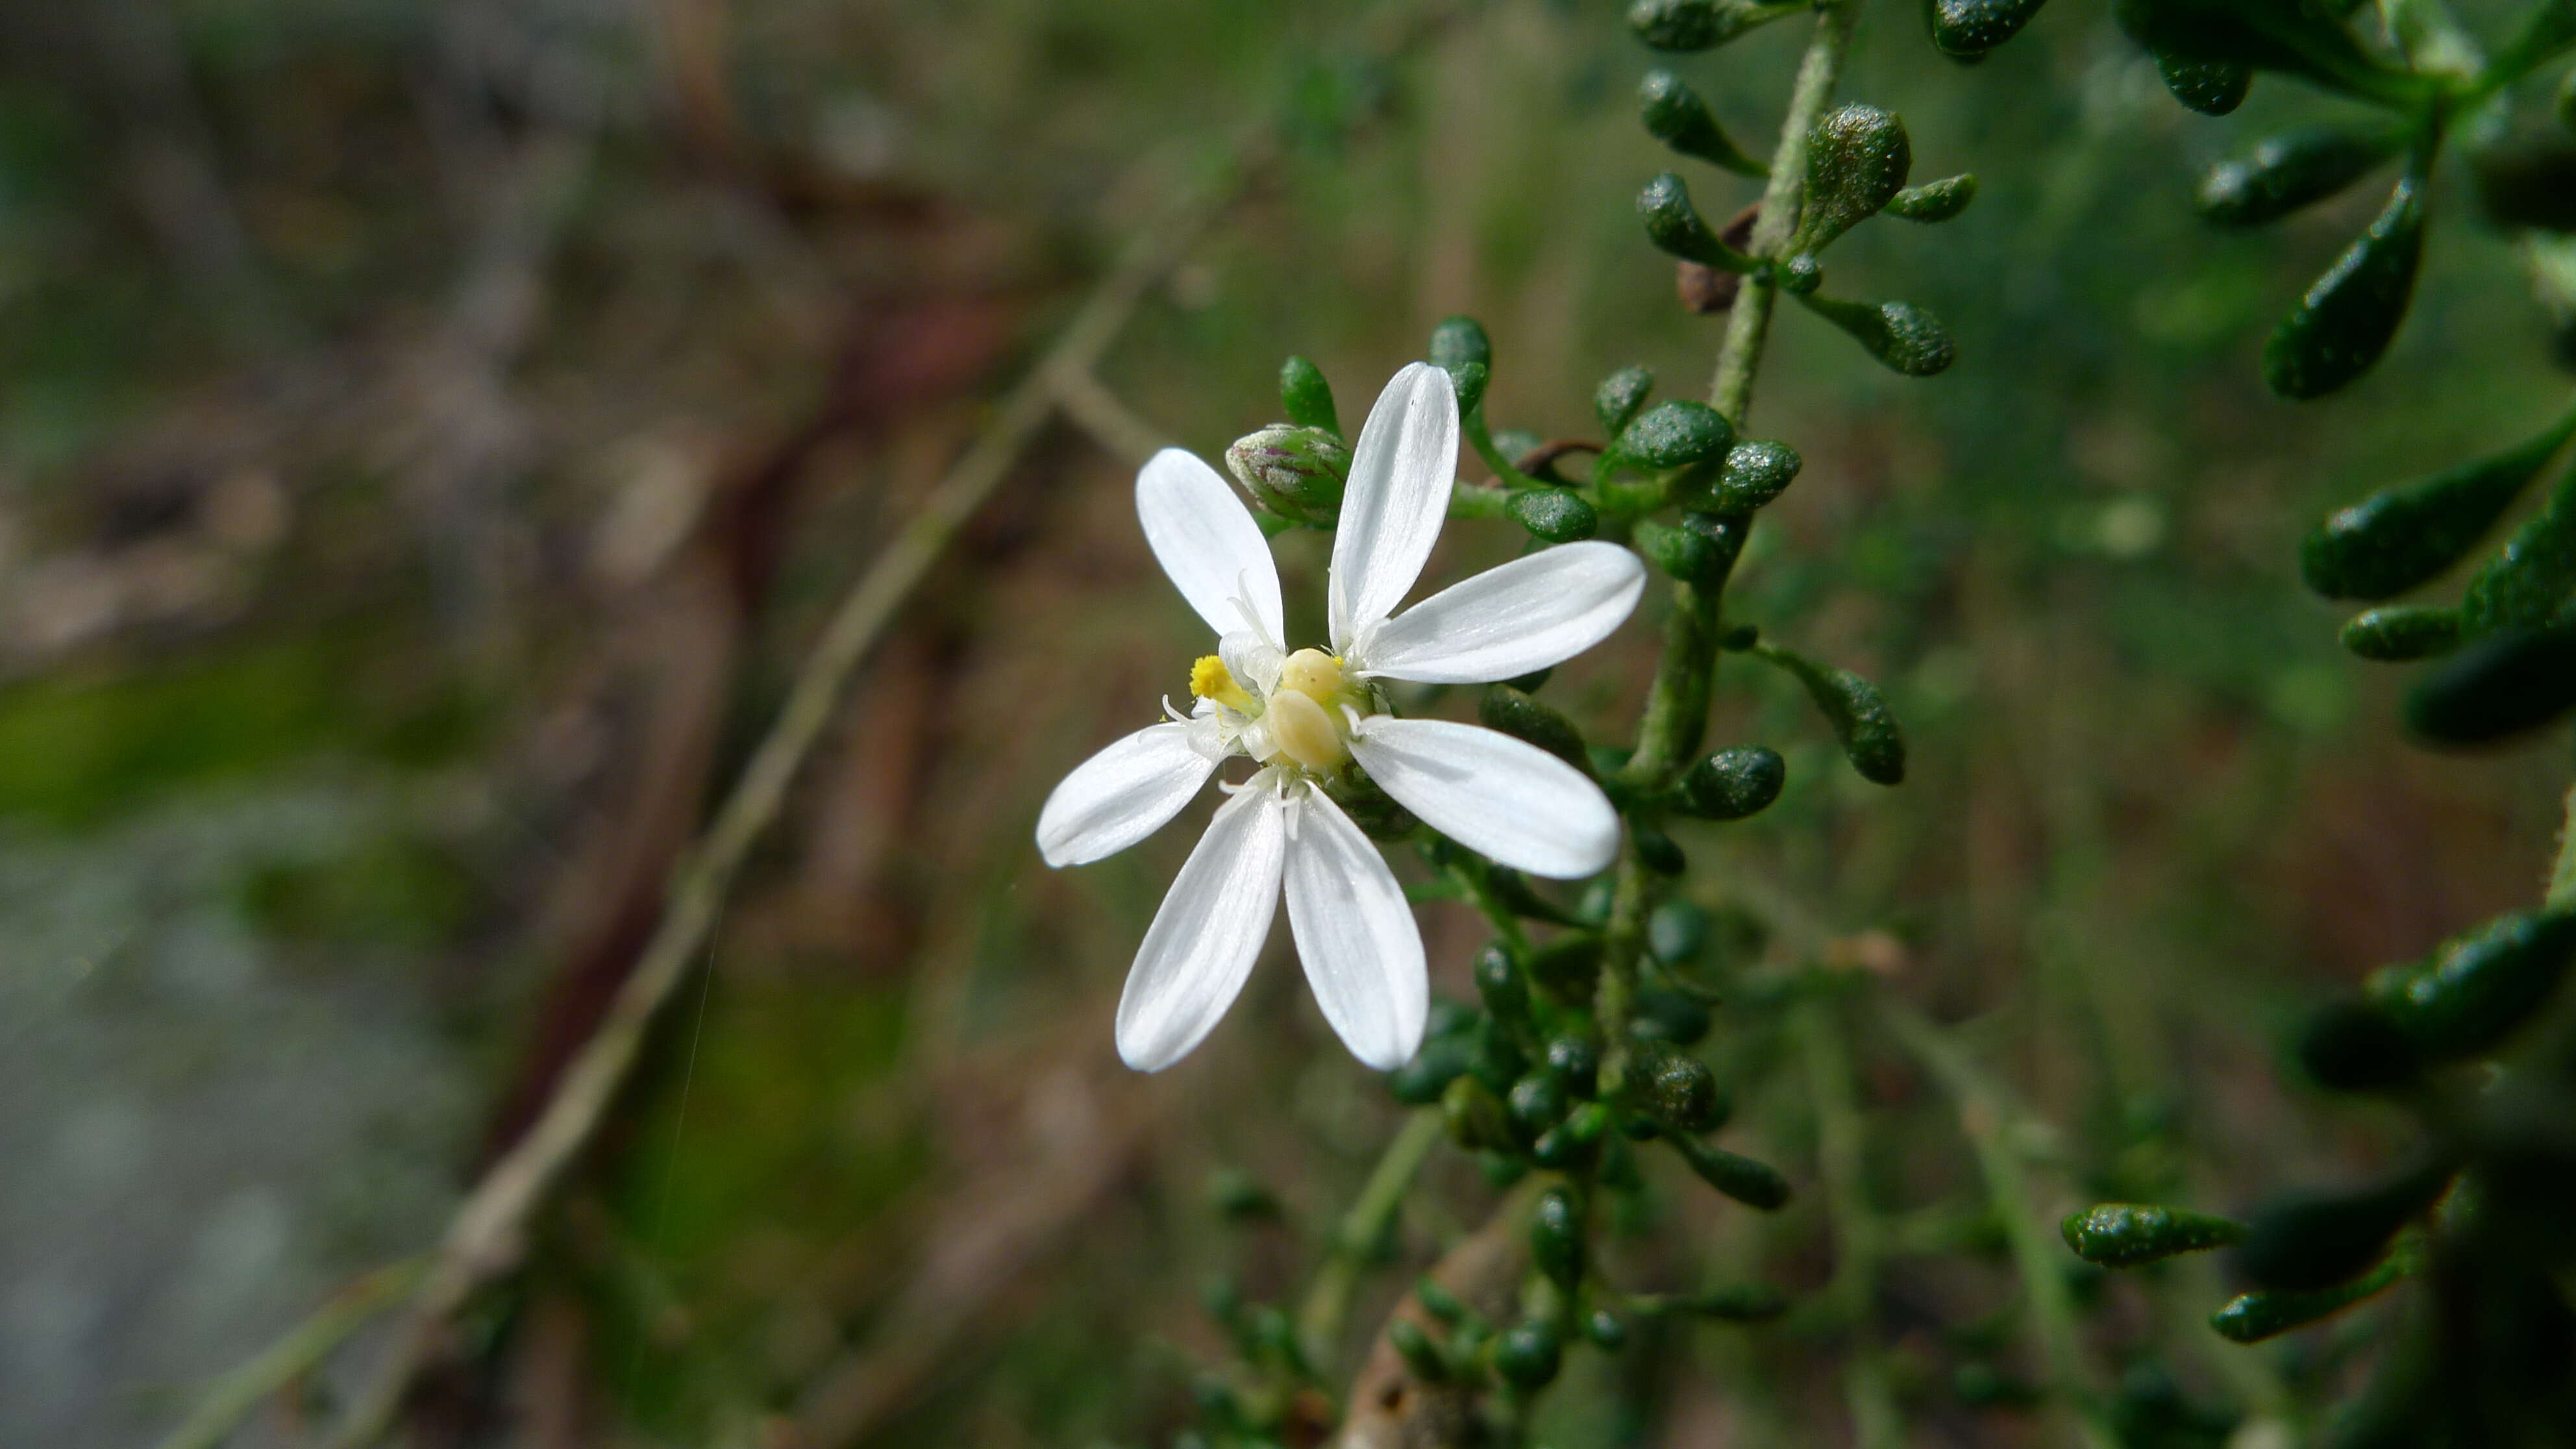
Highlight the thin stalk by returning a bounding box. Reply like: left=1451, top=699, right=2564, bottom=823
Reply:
left=1798, top=1000, right=1903, bottom=1449
left=154, top=1261, right=423, bottom=1449
left=1881, top=1000, right=2120, bottom=1449
left=1298, top=1109, right=1446, bottom=1369
left=1598, top=0, right=1859, bottom=1101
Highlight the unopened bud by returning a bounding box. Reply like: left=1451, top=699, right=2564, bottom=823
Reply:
left=1225, top=424, right=1351, bottom=525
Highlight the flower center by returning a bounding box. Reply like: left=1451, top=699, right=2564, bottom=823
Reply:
left=1189, top=645, right=1360, bottom=773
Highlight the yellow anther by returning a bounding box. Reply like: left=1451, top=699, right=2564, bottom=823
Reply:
left=1267, top=689, right=1346, bottom=772
left=1189, top=654, right=1256, bottom=714
left=1278, top=647, right=1346, bottom=707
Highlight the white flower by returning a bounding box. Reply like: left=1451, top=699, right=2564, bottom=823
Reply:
left=1036, top=363, right=1647, bottom=1073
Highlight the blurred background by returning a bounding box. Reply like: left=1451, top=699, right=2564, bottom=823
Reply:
left=3, top=0, right=2568, bottom=1445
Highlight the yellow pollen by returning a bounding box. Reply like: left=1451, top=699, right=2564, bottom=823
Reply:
left=1189, top=654, right=1256, bottom=713
left=1278, top=648, right=1346, bottom=707
left=1267, top=689, right=1346, bottom=772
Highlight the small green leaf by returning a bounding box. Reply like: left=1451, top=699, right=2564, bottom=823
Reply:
left=1530, top=1186, right=1585, bottom=1290
left=1639, top=172, right=1760, bottom=273
left=1705, top=438, right=1803, bottom=510
left=1631, top=985, right=1713, bottom=1044
left=1673, top=745, right=1787, bottom=819
left=1925, top=0, right=2051, bottom=56
left=1278, top=354, right=1340, bottom=435
left=1595, top=365, right=1654, bottom=437
left=1633, top=517, right=1730, bottom=584
left=1643, top=1049, right=1726, bottom=1132
left=1627, top=0, right=1805, bottom=51
left=2366, top=910, right=2576, bottom=1062
left=2460, top=467, right=2576, bottom=632
left=1679, top=1283, right=1789, bottom=1320
left=1583, top=1309, right=1628, bottom=1350
left=2211, top=1246, right=2416, bottom=1343
left=1473, top=943, right=1531, bottom=1021
left=1444, top=358, right=1491, bottom=417
left=2114, top=0, right=2421, bottom=106
left=1799, top=105, right=1913, bottom=251
left=1633, top=822, right=1687, bottom=874
left=2059, top=1203, right=2246, bottom=1268
left=2262, top=175, right=2424, bottom=401
left=1614, top=399, right=1737, bottom=472
left=1492, top=1319, right=1562, bottom=1389
left=1888, top=173, right=1977, bottom=222
left=2302, top=414, right=2576, bottom=601
left=2403, top=624, right=2576, bottom=745
left=1389, top=1035, right=1477, bottom=1105
left=2471, top=137, right=2576, bottom=234
left=1479, top=686, right=1591, bottom=771
left=1669, top=1134, right=1791, bottom=1209
left=1387, top=1320, right=1452, bottom=1381
left=2236, top=1157, right=2456, bottom=1291
left=1798, top=294, right=1958, bottom=377
left=1506, top=487, right=1598, bottom=542
left=1756, top=645, right=1909, bottom=784
left=2198, top=125, right=2404, bottom=228
left=1639, top=70, right=1767, bottom=177
left=2156, top=53, right=2251, bottom=114
left=1428, top=314, right=1492, bottom=375
left=2340, top=606, right=2462, bottom=662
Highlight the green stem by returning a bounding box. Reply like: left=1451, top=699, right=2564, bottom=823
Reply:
left=1798, top=1001, right=1903, bottom=1449
left=1297, top=1109, right=1446, bottom=1370
left=155, top=1260, right=424, bottom=1449
left=1597, top=0, right=1859, bottom=1104
left=1710, top=0, right=1860, bottom=421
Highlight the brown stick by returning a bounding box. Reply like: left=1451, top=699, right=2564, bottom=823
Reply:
left=1331, top=1182, right=1539, bottom=1449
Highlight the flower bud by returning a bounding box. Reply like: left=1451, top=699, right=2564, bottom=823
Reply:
left=1225, top=424, right=1351, bottom=525
left=1583, top=1308, right=1628, bottom=1350
left=1675, top=745, right=1787, bottom=819
left=2059, top=1202, right=2245, bottom=1268
left=2404, top=625, right=2576, bottom=745
left=1506, top=1071, right=1569, bottom=1141
left=2235, top=1156, right=2454, bottom=1292
left=1627, top=0, right=1798, bottom=51
left=1278, top=354, right=1340, bottom=435
left=1647, top=900, right=1707, bottom=965
left=1632, top=518, right=1728, bottom=584
left=1639, top=173, right=1757, bottom=273
left=1614, top=399, right=1735, bottom=474
left=1594, top=365, right=1654, bottom=438
left=2263, top=176, right=2423, bottom=401
left=1798, top=105, right=1911, bottom=251
left=1441, top=1074, right=1513, bottom=1151
left=2302, top=415, right=2575, bottom=601
left=1492, top=1319, right=1562, bottom=1389
left=2155, top=53, right=2249, bottom=115
left=1644, top=1049, right=1726, bottom=1132
left=1676, top=438, right=1800, bottom=515
left=1506, top=486, right=1597, bottom=542
left=2199, top=126, right=2402, bottom=229
left=1530, top=1186, right=1585, bottom=1289
left=1799, top=294, right=1955, bottom=377
left=2367, top=910, right=2576, bottom=1063
left=1542, top=1035, right=1600, bottom=1093
left=1633, top=823, right=1687, bottom=875
left=1638, top=70, right=1766, bottom=178
left=1757, top=646, right=1906, bottom=784
left=1888, top=173, right=1977, bottom=222
left=2335, top=604, right=2455, bottom=659
left=1415, top=1276, right=1470, bottom=1324
left=1428, top=314, right=1491, bottom=376
left=1474, top=942, right=1533, bottom=1021
left=1926, top=0, right=2050, bottom=57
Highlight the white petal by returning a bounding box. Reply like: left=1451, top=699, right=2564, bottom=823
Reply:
left=1329, top=364, right=1459, bottom=652
left=1035, top=723, right=1219, bottom=867
left=1356, top=541, right=1647, bottom=684
left=1137, top=448, right=1285, bottom=642
left=1349, top=717, right=1618, bottom=879
left=1282, top=788, right=1428, bottom=1071
left=1114, top=782, right=1288, bottom=1072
